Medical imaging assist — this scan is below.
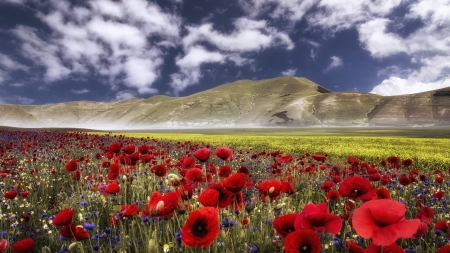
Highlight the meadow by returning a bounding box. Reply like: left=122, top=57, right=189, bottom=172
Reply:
left=0, top=127, right=449, bottom=253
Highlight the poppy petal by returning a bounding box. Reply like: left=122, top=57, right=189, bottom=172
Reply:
left=368, top=200, right=406, bottom=226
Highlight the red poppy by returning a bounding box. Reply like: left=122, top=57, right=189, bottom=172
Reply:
left=294, top=203, right=342, bottom=234
left=185, top=168, right=204, bottom=183
left=181, top=207, right=220, bottom=248
left=120, top=203, right=139, bottom=217
left=104, top=181, right=120, bottom=194
left=218, top=165, right=231, bottom=177
left=121, top=145, right=135, bottom=154
left=145, top=191, right=181, bottom=218
left=181, top=157, right=195, bottom=169
left=109, top=142, right=122, bottom=153
left=338, top=176, right=374, bottom=201
left=272, top=213, right=298, bottom=238
left=416, top=206, right=434, bottom=224
left=284, top=229, right=321, bottom=253
left=65, top=159, right=78, bottom=172
left=53, top=208, right=74, bottom=226
left=194, top=148, right=211, bottom=162
left=373, top=187, right=390, bottom=200
left=386, top=156, right=399, bottom=164
left=0, top=239, right=7, bottom=252
left=320, top=180, right=334, bottom=192
left=137, top=144, right=149, bottom=154
left=214, top=147, right=233, bottom=161
left=281, top=181, right=295, bottom=194
left=433, top=191, right=445, bottom=199
left=344, top=240, right=364, bottom=253
left=326, top=190, right=340, bottom=201
left=438, top=245, right=450, bottom=253
left=74, top=226, right=90, bottom=241
left=277, top=154, right=293, bottom=164
left=10, top=238, right=34, bottom=253
left=223, top=173, right=247, bottom=193
left=257, top=180, right=282, bottom=202
left=150, top=164, right=167, bottom=177
left=369, top=173, right=381, bottom=181
left=72, top=170, right=81, bottom=181
left=402, top=158, right=413, bottom=167
left=4, top=190, right=18, bottom=199
left=238, top=165, right=249, bottom=174
left=59, top=223, right=76, bottom=238
left=413, top=222, right=428, bottom=239
left=399, top=175, right=411, bottom=186
left=435, top=221, right=450, bottom=232
left=198, top=183, right=232, bottom=208
left=311, top=154, right=327, bottom=162
left=436, top=176, right=444, bottom=183
left=364, top=242, right=405, bottom=253
left=352, top=199, right=420, bottom=246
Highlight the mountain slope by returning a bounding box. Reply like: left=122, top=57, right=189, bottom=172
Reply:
left=1, top=76, right=449, bottom=129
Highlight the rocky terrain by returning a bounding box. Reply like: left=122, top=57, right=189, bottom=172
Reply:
left=1, top=76, right=449, bottom=130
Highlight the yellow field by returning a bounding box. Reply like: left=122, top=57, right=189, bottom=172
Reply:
left=109, top=131, right=450, bottom=170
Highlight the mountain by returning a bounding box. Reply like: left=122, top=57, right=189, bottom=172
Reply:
left=1, top=76, right=450, bottom=129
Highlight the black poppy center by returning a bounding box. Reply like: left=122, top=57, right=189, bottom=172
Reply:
left=157, top=170, right=163, bottom=175
left=350, top=188, right=361, bottom=197
left=192, top=221, right=208, bottom=236
left=300, top=244, right=311, bottom=253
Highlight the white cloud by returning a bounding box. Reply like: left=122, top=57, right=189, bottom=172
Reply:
left=0, top=53, right=29, bottom=71
left=183, top=18, right=294, bottom=52
left=0, top=94, right=35, bottom=105
left=71, top=88, right=90, bottom=94
left=371, top=76, right=450, bottom=96
left=238, top=0, right=315, bottom=24
left=324, top=56, right=343, bottom=72
left=171, top=46, right=226, bottom=94
left=115, top=91, right=136, bottom=100
left=9, top=0, right=181, bottom=95
left=281, top=68, right=297, bottom=76
left=1, top=0, right=25, bottom=5
left=358, top=19, right=405, bottom=58
left=10, top=83, right=25, bottom=87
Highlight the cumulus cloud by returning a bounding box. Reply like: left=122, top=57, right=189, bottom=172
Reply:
left=183, top=18, right=294, bottom=52
left=71, top=88, right=90, bottom=94
left=358, top=19, right=405, bottom=58
left=281, top=68, right=297, bottom=76
left=9, top=0, right=181, bottom=94
left=115, top=91, right=136, bottom=100
left=170, top=46, right=226, bottom=94
left=324, top=56, right=343, bottom=72
left=371, top=76, right=450, bottom=96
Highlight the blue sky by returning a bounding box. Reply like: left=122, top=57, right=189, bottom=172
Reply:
left=0, top=0, right=449, bottom=105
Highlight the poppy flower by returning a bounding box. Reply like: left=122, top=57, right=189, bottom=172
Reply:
left=438, top=245, right=450, bottom=253
left=257, top=180, right=282, bottom=202
left=352, top=199, right=420, bottom=246
left=181, top=157, right=195, bottom=169
left=185, top=168, right=204, bottom=183
left=339, top=176, right=374, bottom=201
left=402, top=158, right=413, bottom=167
left=198, top=183, right=232, bottom=208
left=104, top=181, right=120, bottom=194
left=373, top=187, right=390, bottom=200
left=109, top=142, right=122, bottom=153
left=281, top=181, right=295, bottom=194
left=120, top=203, right=139, bottom=217
left=237, top=165, right=249, bottom=174
left=137, top=144, right=149, bottom=154
left=53, top=208, right=75, bottom=226
left=277, top=154, right=293, bottom=164
left=223, top=173, right=247, bottom=193
left=65, top=159, right=78, bottom=172
left=145, top=191, right=181, bottom=218
left=4, top=190, right=18, bottom=199
left=150, top=164, right=167, bottom=177
left=326, top=190, right=340, bottom=201
left=10, top=238, right=34, bottom=253
left=432, top=191, right=445, bottom=199
left=435, top=221, right=449, bottom=232
left=74, top=225, right=90, bottom=241
left=416, top=206, right=434, bottom=224
left=272, top=213, right=298, bottom=238
left=181, top=207, right=220, bottom=248
left=413, top=222, right=428, bottom=239
left=311, top=154, right=327, bottom=162
left=194, top=148, right=211, bottom=162
left=399, top=175, right=411, bottom=186
left=344, top=240, right=364, bottom=253
left=294, top=202, right=342, bottom=234
left=122, top=145, right=135, bottom=154
left=218, top=165, right=231, bottom=177
left=284, top=229, right=321, bottom=253
left=364, top=242, right=405, bottom=253
left=214, top=147, right=233, bottom=161
left=72, top=170, right=81, bottom=181
left=0, top=239, right=8, bottom=252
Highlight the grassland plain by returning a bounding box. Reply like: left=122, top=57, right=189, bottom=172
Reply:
left=110, top=127, right=450, bottom=170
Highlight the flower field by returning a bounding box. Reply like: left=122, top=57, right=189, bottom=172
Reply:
left=1, top=129, right=450, bottom=253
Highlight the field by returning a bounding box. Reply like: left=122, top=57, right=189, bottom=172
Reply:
left=0, top=127, right=450, bottom=253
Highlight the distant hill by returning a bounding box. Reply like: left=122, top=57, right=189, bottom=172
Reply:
left=1, top=76, right=450, bottom=129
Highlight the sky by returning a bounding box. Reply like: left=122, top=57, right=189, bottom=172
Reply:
left=0, top=0, right=449, bottom=105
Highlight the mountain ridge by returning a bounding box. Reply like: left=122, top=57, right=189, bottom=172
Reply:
left=1, top=76, right=450, bottom=130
